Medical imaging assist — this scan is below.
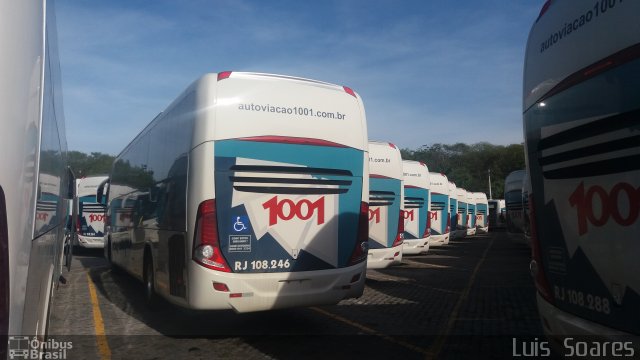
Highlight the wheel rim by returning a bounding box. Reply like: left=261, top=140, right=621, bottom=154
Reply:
left=145, top=261, right=153, bottom=300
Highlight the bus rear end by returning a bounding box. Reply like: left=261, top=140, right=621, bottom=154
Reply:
left=75, top=176, right=108, bottom=248
left=188, top=72, right=368, bottom=312
left=401, top=161, right=430, bottom=255
left=524, top=0, right=640, bottom=343
left=505, top=170, right=526, bottom=238
left=474, top=192, right=489, bottom=234
left=429, top=173, right=450, bottom=246
left=455, top=188, right=468, bottom=238
left=465, top=190, right=477, bottom=236
left=448, top=182, right=458, bottom=240
left=366, top=141, right=404, bottom=268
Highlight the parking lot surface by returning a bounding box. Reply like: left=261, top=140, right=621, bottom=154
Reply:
left=49, top=231, right=542, bottom=359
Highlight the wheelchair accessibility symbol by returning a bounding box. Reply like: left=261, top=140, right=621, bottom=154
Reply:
left=232, top=215, right=250, bottom=233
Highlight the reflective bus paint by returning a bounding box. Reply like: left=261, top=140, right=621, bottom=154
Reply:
left=524, top=0, right=640, bottom=337
left=75, top=176, right=108, bottom=248
left=0, top=0, right=73, bottom=347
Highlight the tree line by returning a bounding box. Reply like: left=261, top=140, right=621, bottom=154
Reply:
left=400, top=142, right=525, bottom=199
left=68, top=142, right=526, bottom=199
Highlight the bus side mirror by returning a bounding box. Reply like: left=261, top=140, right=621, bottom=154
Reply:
left=64, top=166, right=76, bottom=272
left=96, top=178, right=110, bottom=205
left=66, top=166, right=76, bottom=199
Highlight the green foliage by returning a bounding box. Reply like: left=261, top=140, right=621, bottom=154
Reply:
left=401, top=142, right=525, bottom=199
left=67, top=151, right=115, bottom=178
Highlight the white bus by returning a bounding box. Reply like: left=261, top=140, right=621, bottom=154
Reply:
left=367, top=141, right=404, bottom=268
left=465, top=190, right=477, bottom=236
left=504, top=170, right=526, bottom=237
left=0, top=0, right=74, bottom=352
left=102, top=72, right=369, bottom=312
left=400, top=161, right=430, bottom=255
left=429, top=173, right=450, bottom=246
left=524, top=0, right=640, bottom=342
left=448, top=181, right=459, bottom=240
left=455, top=188, right=468, bottom=238
left=487, top=199, right=506, bottom=230
left=75, top=176, right=108, bottom=248
left=473, top=192, right=489, bottom=234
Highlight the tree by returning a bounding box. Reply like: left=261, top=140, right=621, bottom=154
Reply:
left=401, top=142, right=525, bottom=198
left=67, top=151, right=115, bottom=178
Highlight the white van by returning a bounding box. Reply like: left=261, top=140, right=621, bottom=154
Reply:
left=401, top=160, right=430, bottom=255
left=367, top=141, right=404, bottom=268
left=429, top=173, right=450, bottom=246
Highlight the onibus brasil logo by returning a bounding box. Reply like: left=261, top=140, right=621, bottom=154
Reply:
left=7, top=336, right=72, bottom=359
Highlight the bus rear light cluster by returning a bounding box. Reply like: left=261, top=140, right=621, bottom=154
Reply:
left=528, top=194, right=554, bottom=304
left=423, top=215, right=431, bottom=238
left=193, top=199, right=231, bottom=272
left=392, top=210, right=404, bottom=247
left=445, top=216, right=451, bottom=234
left=348, top=202, right=369, bottom=266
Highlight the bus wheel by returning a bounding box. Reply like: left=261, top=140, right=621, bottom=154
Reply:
left=143, top=252, right=158, bottom=308
left=105, top=237, right=112, bottom=264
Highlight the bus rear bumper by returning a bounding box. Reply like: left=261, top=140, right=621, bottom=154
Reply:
left=429, top=234, right=447, bottom=247
left=536, top=293, right=638, bottom=349
left=476, top=226, right=489, bottom=234
left=402, top=238, right=428, bottom=255
left=366, top=244, right=403, bottom=269
left=76, top=235, right=104, bottom=248
left=188, top=262, right=367, bottom=312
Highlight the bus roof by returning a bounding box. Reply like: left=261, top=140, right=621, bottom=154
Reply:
left=368, top=141, right=403, bottom=180
left=402, top=160, right=429, bottom=189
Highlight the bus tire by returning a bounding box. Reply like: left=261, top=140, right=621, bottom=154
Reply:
left=106, top=236, right=113, bottom=265
left=143, top=250, right=158, bottom=308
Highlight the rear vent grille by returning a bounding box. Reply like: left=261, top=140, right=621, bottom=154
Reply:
left=369, top=191, right=396, bottom=207
left=538, top=109, right=640, bottom=179
left=431, top=201, right=446, bottom=211
left=230, top=165, right=352, bottom=195
left=403, top=196, right=424, bottom=209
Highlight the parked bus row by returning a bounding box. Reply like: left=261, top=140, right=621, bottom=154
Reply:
left=366, top=140, right=490, bottom=270
left=88, top=71, right=493, bottom=315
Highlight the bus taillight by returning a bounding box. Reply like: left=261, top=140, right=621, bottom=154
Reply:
left=393, top=210, right=404, bottom=247
left=348, top=202, right=369, bottom=266
left=423, top=214, right=431, bottom=238
left=193, top=199, right=231, bottom=272
left=445, top=215, right=451, bottom=234
left=528, top=194, right=553, bottom=304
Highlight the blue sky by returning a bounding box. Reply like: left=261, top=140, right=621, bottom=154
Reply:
left=56, top=0, right=543, bottom=155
